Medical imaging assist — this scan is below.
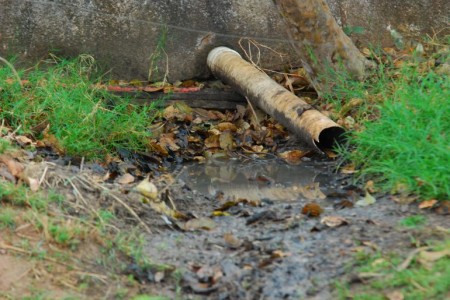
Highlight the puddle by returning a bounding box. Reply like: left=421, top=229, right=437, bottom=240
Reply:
left=179, top=157, right=338, bottom=202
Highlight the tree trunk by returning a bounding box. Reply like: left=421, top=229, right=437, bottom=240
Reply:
left=274, top=0, right=375, bottom=94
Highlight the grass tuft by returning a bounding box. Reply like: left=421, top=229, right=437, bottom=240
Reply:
left=321, top=38, right=450, bottom=201
left=338, top=239, right=450, bottom=300
left=349, top=66, right=449, bottom=200
left=0, top=55, right=160, bottom=159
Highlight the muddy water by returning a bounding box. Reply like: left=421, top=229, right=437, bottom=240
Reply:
left=179, top=157, right=336, bottom=203
left=143, top=157, right=447, bottom=299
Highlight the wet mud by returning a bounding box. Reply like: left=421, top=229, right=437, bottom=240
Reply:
left=141, top=157, right=448, bottom=299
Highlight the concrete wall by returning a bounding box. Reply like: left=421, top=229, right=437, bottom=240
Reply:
left=1, top=0, right=448, bottom=81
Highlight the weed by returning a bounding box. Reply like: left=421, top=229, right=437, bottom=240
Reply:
left=343, top=25, right=365, bottom=37
left=148, top=26, right=169, bottom=83
left=0, top=55, right=160, bottom=159
left=0, top=137, right=12, bottom=153
left=399, top=215, right=427, bottom=228
left=0, top=207, right=16, bottom=228
left=338, top=239, right=450, bottom=300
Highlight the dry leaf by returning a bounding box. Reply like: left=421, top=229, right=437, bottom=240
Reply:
left=250, top=145, right=264, bottom=153
left=117, top=173, right=135, bottom=184
left=148, top=200, right=179, bottom=218
left=419, top=249, right=450, bottom=262
left=42, top=128, right=65, bottom=155
left=418, top=199, right=438, bottom=209
left=355, top=192, right=376, bottom=207
left=184, top=217, right=217, bottom=231
left=0, top=154, right=24, bottom=177
left=271, top=250, right=291, bottom=258
left=154, top=271, right=165, bottom=283
left=217, top=122, right=237, bottom=132
left=27, top=177, right=40, bottom=192
left=219, top=131, right=235, bottom=150
left=434, top=201, right=450, bottom=215
left=386, top=290, right=404, bottom=300
left=224, top=233, right=242, bottom=248
left=136, top=178, right=158, bottom=199
left=15, top=135, right=33, bottom=145
left=301, top=203, right=324, bottom=217
left=340, top=163, right=356, bottom=174
left=205, top=135, right=220, bottom=149
left=159, top=133, right=180, bottom=151
left=298, top=182, right=326, bottom=200
left=320, top=216, right=348, bottom=228
left=365, top=180, right=376, bottom=193
left=278, top=149, right=309, bottom=165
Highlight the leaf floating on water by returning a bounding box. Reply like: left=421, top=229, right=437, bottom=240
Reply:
left=278, top=149, right=310, bottom=165
left=355, top=192, right=376, bottom=207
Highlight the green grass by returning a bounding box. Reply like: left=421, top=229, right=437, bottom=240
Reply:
left=0, top=137, right=12, bottom=153
left=399, top=215, right=427, bottom=228
left=324, top=39, right=450, bottom=201
left=338, top=239, right=450, bottom=300
left=0, top=207, right=16, bottom=228
left=0, top=55, right=160, bottom=159
left=349, top=66, right=449, bottom=200
left=0, top=180, right=49, bottom=211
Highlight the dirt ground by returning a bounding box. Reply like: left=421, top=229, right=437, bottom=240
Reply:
left=2, top=150, right=447, bottom=300
left=139, top=157, right=449, bottom=299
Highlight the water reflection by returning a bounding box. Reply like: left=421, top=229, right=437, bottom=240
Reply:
left=180, top=157, right=335, bottom=201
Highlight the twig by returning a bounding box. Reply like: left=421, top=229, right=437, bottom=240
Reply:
left=67, top=177, right=96, bottom=215
left=73, top=271, right=108, bottom=284
left=39, top=166, right=49, bottom=186
left=396, top=246, right=430, bottom=271
left=80, top=157, right=85, bottom=173
left=245, top=96, right=260, bottom=130
left=87, top=179, right=152, bottom=234
left=107, top=192, right=152, bottom=234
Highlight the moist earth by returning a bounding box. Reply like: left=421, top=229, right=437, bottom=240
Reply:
left=136, top=157, right=448, bottom=299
